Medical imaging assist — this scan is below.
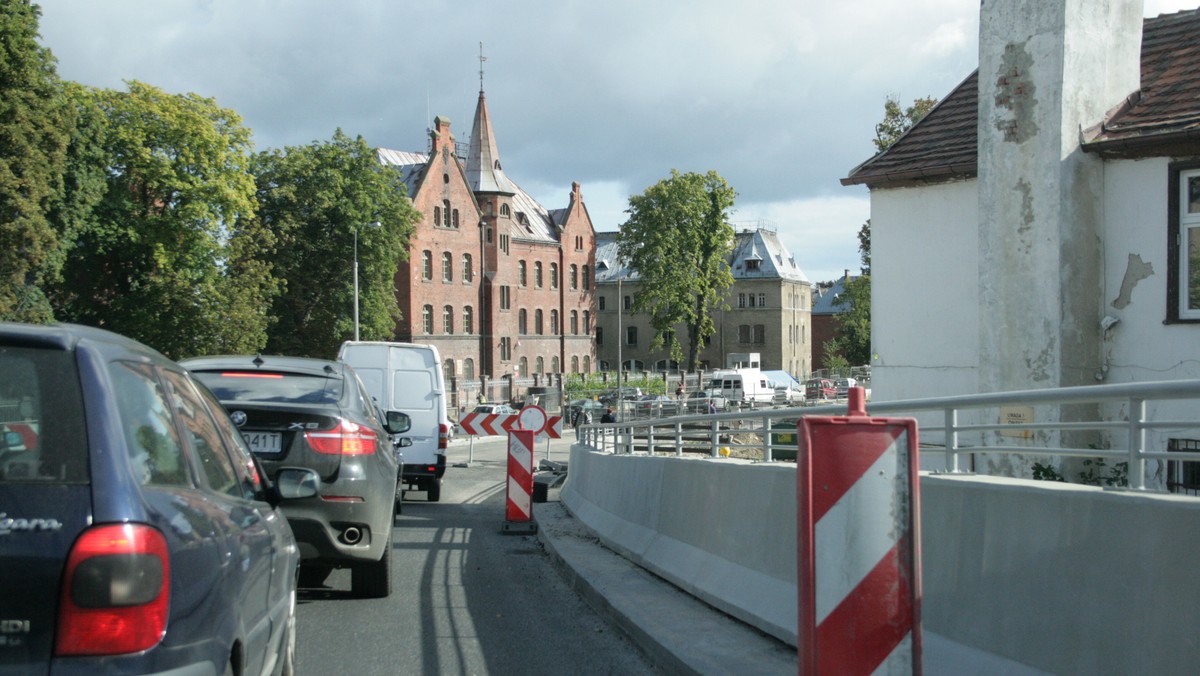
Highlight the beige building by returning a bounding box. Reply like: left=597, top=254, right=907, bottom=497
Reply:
left=594, top=223, right=812, bottom=377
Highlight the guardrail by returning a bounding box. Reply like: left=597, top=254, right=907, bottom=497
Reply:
left=581, top=379, right=1200, bottom=491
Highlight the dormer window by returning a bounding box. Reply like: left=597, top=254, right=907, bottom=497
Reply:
left=747, top=259, right=760, bottom=271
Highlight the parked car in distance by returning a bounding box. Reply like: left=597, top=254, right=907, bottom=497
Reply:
left=683, top=389, right=727, bottom=413
left=774, top=383, right=804, bottom=405
left=634, top=394, right=678, bottom=417
left=473, top=403, right=516, bottom=416
left=834, top=377, right=859, bottom=398
left=565, top=399, right=606, bottom=426
left=0, top=322, right=317, bottom=675
left=599, top=386, right=643, bottom=404
left=181, top=354, right=401, bottom=598
left=805, top=378, right=837, bottom=401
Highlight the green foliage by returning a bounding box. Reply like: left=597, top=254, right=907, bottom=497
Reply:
left=0, top=0, right=72, bottom=322
left=254, top=130, right=419, bottom=358
left=617, top=170, right=737, bottom=371
left=563, top=372, right=665, bottom=401
left=873, top=95, right=938, bottom=153
left=857, top=219, right=871, bottom=275
left=52, top=81, right=262, bottom=359
left=824, top=275, right=871, bottom=366
left=1031, top=462, right=1065, bottom=482
left=1078, top=458, right=1129, bottom=487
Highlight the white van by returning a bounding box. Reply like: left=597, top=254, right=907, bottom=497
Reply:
left=710, top=368, right=776, bottom=407
left=338, top=341, right=450, bottom=502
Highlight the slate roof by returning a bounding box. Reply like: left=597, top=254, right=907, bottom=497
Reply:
left=843, top=8, right=1200, bottom=188
left=812, top=275, right=858, bottom=316
left=594, top=225, right=810, bottom=285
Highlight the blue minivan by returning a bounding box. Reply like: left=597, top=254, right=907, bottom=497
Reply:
left=0, top=323, right=317, bottom=675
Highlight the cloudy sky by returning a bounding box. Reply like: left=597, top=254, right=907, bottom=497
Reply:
left=34, top=0, right=1198, bottom=283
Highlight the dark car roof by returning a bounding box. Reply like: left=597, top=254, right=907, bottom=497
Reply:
left=0, top=322, right=172, bottom=363
left=181, top=354, right=347, bottom=378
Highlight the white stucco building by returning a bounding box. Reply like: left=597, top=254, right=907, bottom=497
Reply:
left=842, top=0, right=1200, bottom=481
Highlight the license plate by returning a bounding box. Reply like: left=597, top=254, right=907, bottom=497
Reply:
left=242, top=432, right=282, bottom=454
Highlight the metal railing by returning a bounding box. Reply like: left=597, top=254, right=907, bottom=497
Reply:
left=579, top=379, right=1200, bottom=492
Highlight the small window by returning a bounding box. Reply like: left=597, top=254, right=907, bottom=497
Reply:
left=422, top=250, right=433, bottom=281
left=442, top=252, right=453, bottom=282
left=500, top=204, right=511, bottom=218
left=519, top=261, right=528, bottom=287
left=443, top=305, right=454, bottom=334
left=423, top=305, right=434, bottom=334
left=464, top=305, right=474, bottom=334
left=1169, top=164, right=1200, bottom=321
left=462, top=254, right=473, bottom=283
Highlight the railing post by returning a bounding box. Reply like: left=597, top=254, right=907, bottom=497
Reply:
left=763, top=414, right=773, bottom=462
left=945, top=407, right=960, bottom=473
left=710, top=417, right=720, bottom=457
left=1129, top=397, right=1147, bottom=490
left=647, top=422, right=655, bottom=456
left=674, top=422, right=683, bottom=457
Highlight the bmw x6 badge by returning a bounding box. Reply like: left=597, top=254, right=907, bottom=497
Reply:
left=230, top=410, right=247, bottom=427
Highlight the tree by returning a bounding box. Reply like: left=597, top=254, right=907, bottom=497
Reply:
left=873, top=95, right=937, bottom=153
left=823, top=275, right=871, bottom=367
left=857, top=218, right=871, bottom=275
left=0, top=0, right=72, bottom=322
left=253, top=130, right=419, bottom=358
left=53, top=81, right=266, bottom=358
left=617, top=170, right=736, bottom=370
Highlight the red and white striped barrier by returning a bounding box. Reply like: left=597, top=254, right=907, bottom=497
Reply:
left=797, top=388, right=922, bottom=675
left=506, top=429, right=535, bottom=523
left=459, top=411, right=562, bottom=440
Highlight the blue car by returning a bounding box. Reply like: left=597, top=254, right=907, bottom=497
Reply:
left=0, top=322, right=318, bottom=675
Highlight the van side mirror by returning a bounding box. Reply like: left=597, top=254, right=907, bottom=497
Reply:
left=384, top=410, right=412, bottom=434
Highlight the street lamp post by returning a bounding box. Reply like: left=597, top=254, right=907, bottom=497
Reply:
left=353, top=221, right=382, bottom=341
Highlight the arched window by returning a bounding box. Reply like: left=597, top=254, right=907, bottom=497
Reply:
left=518, top=357, right=528, bottom=377
left=422, top=251, right=432, bottom=281
left=583, top=311, right=591, bottom=333
left=535, top=309, right=543, bottom=335
left=551, top=356, right=560, bottom=374
left=583, top=356, right=591, bottom=374
left=500, top=204, right=510, bottom=218
left=443, top=305, right=453, bottom=334
left=582, top=265, right=590, bottom=290
left=422, top=305, right=433, bottom=334
left=464, top=358, right=475, bottom=380
left=433, top=206, right=441, bottom=227
left=462, top=254, right=473, bottom=283
left=518, top=309, right=528, bottom=334
left=518, top=261, right=527, bottom=287
left=571, top=355, right=579, bottom=374
left=463, top=306, right=473, bottom=334
left=534, top=262, right=543, bottom=288
left=442, top=252, right=452, bottom=282
left=570, top=265, right=578, bottom=290
left=570, top=311, right=578, bottom=335
left=452, top=209, right=459, bottom=228
left=443, top=359, right=455, bottom=380
left=550, top=263, right=558, bottom=289
left=442, top=200, right=451, bottom=227
left=550, top=310, right=559, bottom=335
left=535, top=356, right=544, bottom=375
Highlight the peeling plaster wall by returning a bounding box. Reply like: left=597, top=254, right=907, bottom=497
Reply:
left=977, top=0, right=1142, bottom=399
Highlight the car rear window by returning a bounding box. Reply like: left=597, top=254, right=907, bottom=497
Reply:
left=0, top=346, right=88, bottom=483
left=192, top=370, right=343, bottom=405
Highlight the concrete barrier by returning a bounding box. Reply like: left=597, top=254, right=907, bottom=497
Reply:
left=562, top=445, right=1200, bottom=673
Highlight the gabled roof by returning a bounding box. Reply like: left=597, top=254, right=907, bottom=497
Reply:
left=812, top=275, right=858, bottom=316
left=842, top=8, right=1200, bottom=188
left=594, top=225, right=810, bottom=285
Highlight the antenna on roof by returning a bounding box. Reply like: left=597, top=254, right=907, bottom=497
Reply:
left=478, top=42, right=487, bottom=93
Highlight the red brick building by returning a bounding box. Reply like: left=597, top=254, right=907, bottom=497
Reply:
left=378, top=89, right=596, bottom=382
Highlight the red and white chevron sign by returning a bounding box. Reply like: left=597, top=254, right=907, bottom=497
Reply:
left=797, top=388, right=922, bottom=675
left=459, top=410, right=562, bottom=439
left=506, top=429, right=535, bottom=522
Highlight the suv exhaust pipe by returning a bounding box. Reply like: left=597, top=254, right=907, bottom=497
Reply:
left=340, top=526, right=363, bottom=545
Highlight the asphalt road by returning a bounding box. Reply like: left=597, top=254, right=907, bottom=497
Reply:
left=294, top=435, right=657, bottom=676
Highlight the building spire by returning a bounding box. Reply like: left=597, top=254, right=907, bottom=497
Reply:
left=478, top=42, right=487, bottom=93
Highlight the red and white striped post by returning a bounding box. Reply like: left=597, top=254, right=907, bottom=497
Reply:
left=506, top=428, right=536, bottom=524
left=797, top=387, right=922, bottom=675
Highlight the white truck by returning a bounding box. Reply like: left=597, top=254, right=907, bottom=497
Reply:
left=338, top=341, right=450, bottom=502
left=709, top=368, right=776, bottom=407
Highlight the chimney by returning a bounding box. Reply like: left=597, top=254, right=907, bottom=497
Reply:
left=976, top=0, right=1143, bottom=392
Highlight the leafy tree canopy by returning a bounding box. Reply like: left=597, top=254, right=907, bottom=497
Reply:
left=0, top=0, right=72, bottom=322
left=53, top=81, right=262, bottom=358
left=254, top=129, right=419, bottom=358
left=873, top=95, right=937, bottom=153
left=617, top=169, right=736, bottom=370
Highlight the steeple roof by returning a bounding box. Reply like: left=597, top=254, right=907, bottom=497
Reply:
left=465, top=91, right=518, bottom=195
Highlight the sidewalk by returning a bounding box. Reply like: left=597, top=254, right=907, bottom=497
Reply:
left=534, top=477, right=797, bottom=675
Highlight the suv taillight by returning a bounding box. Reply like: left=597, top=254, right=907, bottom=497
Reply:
left=306, top=419, right=378, bottom=455
left=55, top=523, right=169, bottom=656
left=438, top=423, right=449, bottom=450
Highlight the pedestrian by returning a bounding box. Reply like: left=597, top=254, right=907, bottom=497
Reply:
left=708, top=400, right=717, bottom=414
left=574, top=407, right=592, bottom=440
left=601, top=407, right=615, bottom=424
left=675, top=380, right=685, bottom=398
